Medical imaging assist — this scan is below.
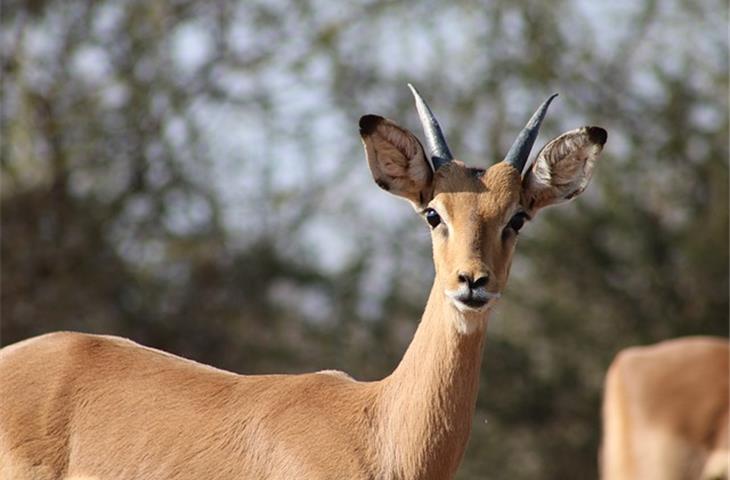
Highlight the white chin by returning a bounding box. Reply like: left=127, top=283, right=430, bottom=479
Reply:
left=452, top=312, right=487, bottom=335
left=450, top=300, right=494, bottom=335
left=452, top=300, right=489, bottom=313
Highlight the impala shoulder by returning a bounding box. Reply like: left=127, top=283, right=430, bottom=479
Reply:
left=1, top=331, right=99, bottom=360
left=316, top=369, right=354, bottom=381
left=49, top=331, right=138, bottom=359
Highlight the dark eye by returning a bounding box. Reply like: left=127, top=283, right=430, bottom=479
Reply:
left=425, top=208, right=441, bottom=229
left=507, top=212, right=528, bottom=233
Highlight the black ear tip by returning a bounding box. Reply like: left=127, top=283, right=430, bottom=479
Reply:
left=359, top=115, right=383, bottom=136
left=587, top=126, right=608, bottom=146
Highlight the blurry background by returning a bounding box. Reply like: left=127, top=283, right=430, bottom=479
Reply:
left=1, top=0, right=728, bottom=478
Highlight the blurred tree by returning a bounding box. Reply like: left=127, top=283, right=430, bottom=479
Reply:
left=1, top=0, right=727, bottom=479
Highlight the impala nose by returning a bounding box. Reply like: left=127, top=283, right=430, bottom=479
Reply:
left=457, top=272, right=489, bottom=290
left=453, top=271, right=493, bottom=310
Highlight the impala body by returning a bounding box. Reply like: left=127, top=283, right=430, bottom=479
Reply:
left=0, top=86, right=606, bottom=479
left=601, top=336, right=729, bottom=480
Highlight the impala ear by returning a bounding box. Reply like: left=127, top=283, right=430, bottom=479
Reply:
left=360, top=115, right=434, bottom=209
left=521, top=126, right=607, bottom=216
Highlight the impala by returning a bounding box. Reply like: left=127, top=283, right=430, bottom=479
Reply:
left=601, top=336, right=729, bottom=480
left=0, top=85, right=606, bottom=479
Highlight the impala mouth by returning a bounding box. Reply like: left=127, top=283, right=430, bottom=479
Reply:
left=458, top=297, right=490, bottom=310
left=447, top=289, right=501, bottom=312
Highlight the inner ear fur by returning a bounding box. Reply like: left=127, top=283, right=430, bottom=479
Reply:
left=522, top=126, right=607, bottom=215
left=360, top=114, right=433, bottom=209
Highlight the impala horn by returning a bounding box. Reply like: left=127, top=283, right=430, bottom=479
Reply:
left=408, top=84, right=453, bottom=170
left=504, top=93, right=558, bottom=174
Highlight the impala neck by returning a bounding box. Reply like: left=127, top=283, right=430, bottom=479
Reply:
left=378, top=277, right=489, bottom=479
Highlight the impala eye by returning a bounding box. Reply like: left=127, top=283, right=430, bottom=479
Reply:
left=507, top=212, right=528, bottom=233
left=425, top=208, right=441, bottom=229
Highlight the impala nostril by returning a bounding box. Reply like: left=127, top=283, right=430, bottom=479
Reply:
left=457, top=272, right=489, bottom=289
left=472, top=275, right=489, bottom=288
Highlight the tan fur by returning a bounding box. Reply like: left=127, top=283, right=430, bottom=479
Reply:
left=601, top=337, right=730, bottom=480
left=438, top=163, right=520, bottom=278
left=0, top=113, right=604, bottom=480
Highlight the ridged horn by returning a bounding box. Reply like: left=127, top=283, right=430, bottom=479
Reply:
left=408, top=83, right=453, bottom=170
left=504, top=93, right=558, bottom=174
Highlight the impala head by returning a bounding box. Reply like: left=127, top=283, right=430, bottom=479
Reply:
left=360, top=85, right=606, bottom=323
